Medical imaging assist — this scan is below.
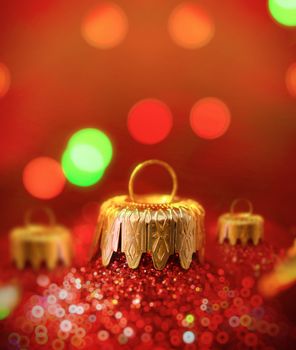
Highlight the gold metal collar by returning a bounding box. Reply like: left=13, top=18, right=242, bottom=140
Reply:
left=91, top=159, right=205, bottom=270
left=218, top=199, right=264, bottom=245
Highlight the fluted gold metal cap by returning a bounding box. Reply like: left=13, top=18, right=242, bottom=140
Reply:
left=218, top=199, right=264, bottom=245
left=91, top=159, right=205, bottom=270
left=10, top=208, right=72, bottom=270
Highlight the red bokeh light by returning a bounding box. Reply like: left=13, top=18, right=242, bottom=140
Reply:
left=286, top=63, right=296, bottom=97
left=81, top=1, right=128, bottom=49
left=168, top=2, right=215, bottom=49
left=190, top=98, right=231, bottom=139
left=127, top=99, right=173, bottom=145
left=0, top=63, right=10, bottom=98
left=23, top=157, right=66, bottom=200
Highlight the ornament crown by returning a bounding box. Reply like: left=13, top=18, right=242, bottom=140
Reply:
left=10, top=207, right=72, bottom=270
left=218, top=199, right=264, bottom=246
left=91, top=159, right=205, bottom=270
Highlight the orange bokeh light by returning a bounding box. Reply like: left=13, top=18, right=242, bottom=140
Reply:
left=81, top=1, right=128, bottom=49
left=190, top=98, right=231, bottom=139
left=286, top=63, right=296, bottom=97
left=23, top=157, right=66, bottom=199
left=0, top=63, right=10, bottom=98
left=168, top=2, right=215, bottom=49
left=127, top=99, right=173, bottom=144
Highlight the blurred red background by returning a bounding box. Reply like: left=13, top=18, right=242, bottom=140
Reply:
left=0, top=0, right=296, bottom=250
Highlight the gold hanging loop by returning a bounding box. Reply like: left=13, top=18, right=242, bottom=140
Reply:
left=230, top=198, right=253, bottom=215
left=128, top=159, right=178, bottom=203
left=24, top=207, right=56, bottom=227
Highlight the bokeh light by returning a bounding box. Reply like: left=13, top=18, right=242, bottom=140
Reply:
left=23, top=157, right=66, bottom=199
left=81, top=1, right=128, bottom=49
left=286, top=63, right=296, bottom=97
left=62, top=149, right=105, bottom=187
left=62, top=128, right=113, bottom=187
left=67, top=128, right=113, bottom=168
left=190, top=98, right=231, bottom=139
left=0, top=284, right=21, bottom=320
left=0, top=307, right=10, bottom=320
left=70, top=144, right=104, bottom=172
left=127, top=99, right=173, bottom=144
left=268, top=0, right=296, bottom=27
left=168, top=2, right=215, bottom=49
left=0, top=63, right=10, bottom=98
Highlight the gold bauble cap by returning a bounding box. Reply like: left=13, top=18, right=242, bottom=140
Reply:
left=218, top=199, right=264, bottom=245
left=91, top=159, right=205, bottom=270
left=10, top=208, right=72, bottom=270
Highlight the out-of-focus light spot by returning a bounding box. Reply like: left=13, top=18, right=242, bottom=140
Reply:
left=47, top=295, right=56, bottom=304
left=190, top=98, right=231, bottom=139
left=59, top=290, right=68, bottom=300
left=0, top=63, right=10, bottom=97
left=23, top=157, right=66, bottom=199
left=76, top=306, right=84, bottom=314
left=70, top=144, right=104, bottom=172
left=115, top=311, right=122, bottom=319
left=185, top=314, right=195, bottom=323
left=62, top=128, right=112, bottom=187
left=56, top=308, right=66, bottom=318
left=82, top=2, right=128, bottom=49
left=183, top=330, right=195, bottom=344
left=268, top=0, right=296, bottom=27
left=0, top=283, right=20, bottom=321
left=52, top=339, right=65, bottom=350
left=132, top=297, right=140, bottom=305
left=168, top=2, right=215, bottom=49
left=123, top=327, right=134, bottom=337
left=69, top=305, right=77, bottom=314
left=62, top=150, right=104, bottom=187
left=67, top=128, right=113, bottom=169
left=128, top=99, right=173, bottom=144
left=60, top=320, right=72, bottom=333
left=98, top=330, right=109, bottom=341
left=37, top=275, right=50, bottom=288
left=35, top=325, right=47, bottom=335
left=32, top=305, right=44, bottom=319
left=286, top=63, right=296, bottom=96
left=36, top=334, right=48, bottom=345
left=0, top=284, right=20, bottom=316
left=0, top=308, right=10, bottom=320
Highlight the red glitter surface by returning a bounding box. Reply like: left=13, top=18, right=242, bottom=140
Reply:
left=2, top=248, right=295, bottom=350
left=1, top=207, right=295, bottom=349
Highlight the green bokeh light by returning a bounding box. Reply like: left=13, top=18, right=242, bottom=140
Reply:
left=68, top=128, right=113, bottom=168
left=268, top=0, right=296, bottom=27
left=62, top=150, right=105, bottom=187
left=0, top=307, right=10, bottom=320
left=185, top=314, right=195, bottom=323
left=70, top=143, right=105, bottom=172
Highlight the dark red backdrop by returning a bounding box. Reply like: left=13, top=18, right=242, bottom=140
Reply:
left=0, top=0, right=296, bottom=251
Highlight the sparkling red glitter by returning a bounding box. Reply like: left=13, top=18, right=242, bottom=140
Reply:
left=3, top=245, right=294, bottom=350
